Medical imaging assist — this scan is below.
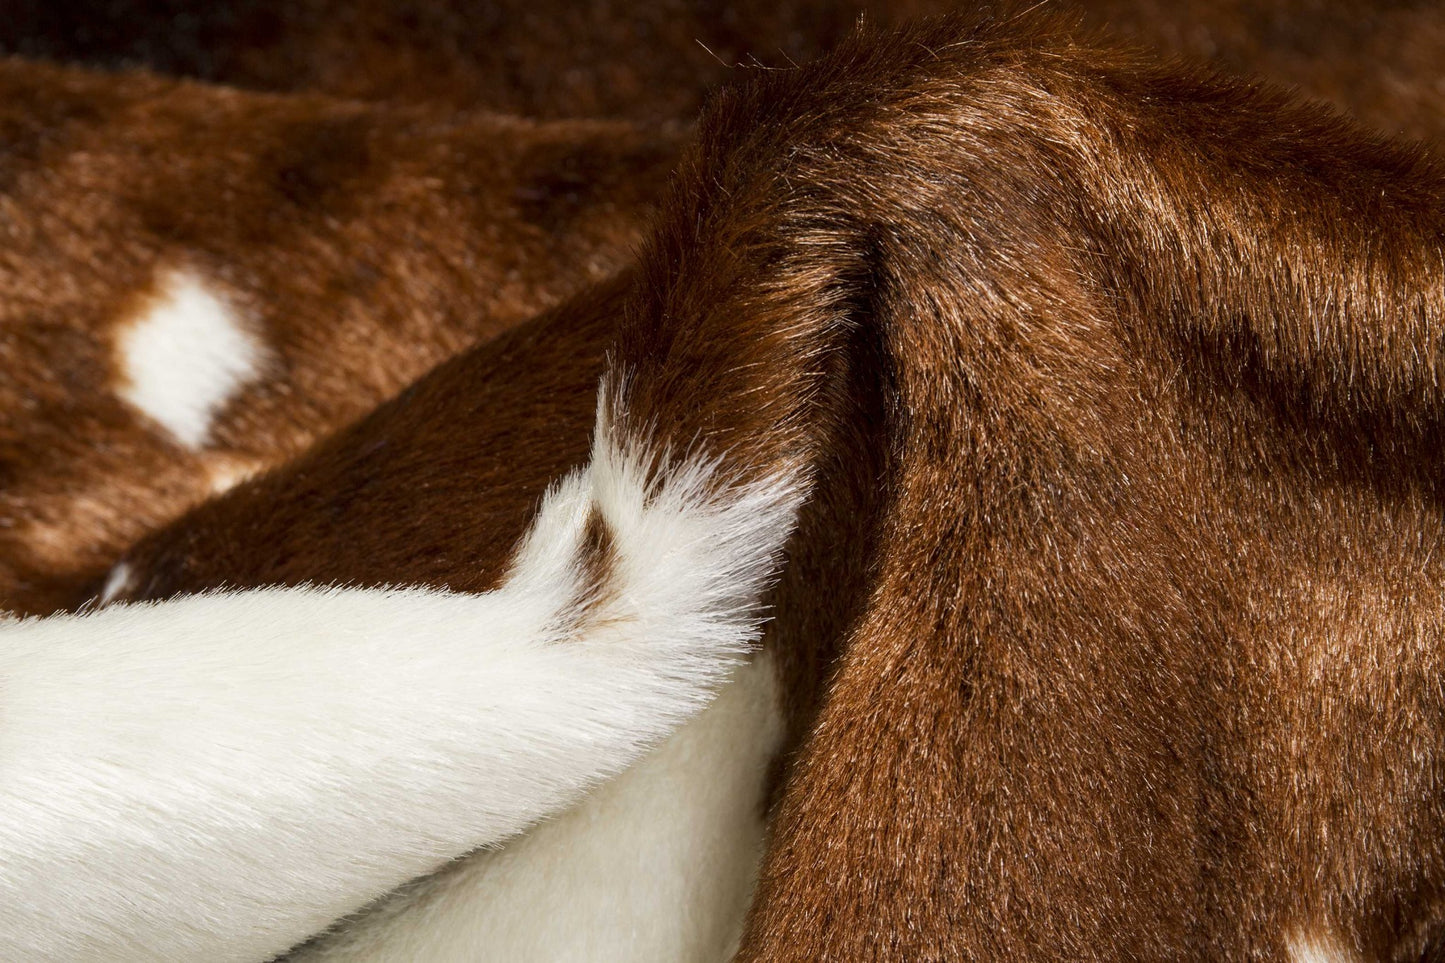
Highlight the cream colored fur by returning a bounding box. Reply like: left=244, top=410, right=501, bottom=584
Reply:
left=289, top=652, right=785, bottom=962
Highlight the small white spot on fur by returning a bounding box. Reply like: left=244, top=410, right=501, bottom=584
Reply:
left=97, top=562, right=135, bottom=607
left=1288, top=927, right=1362, bottom=963
left=116, top=271, right=266, bottom=449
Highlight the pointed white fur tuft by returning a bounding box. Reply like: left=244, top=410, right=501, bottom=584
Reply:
left=0, top=397, right=803, bottom=962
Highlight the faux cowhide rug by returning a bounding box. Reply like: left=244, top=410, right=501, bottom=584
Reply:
left=4, top=2, right=1445, bottom=961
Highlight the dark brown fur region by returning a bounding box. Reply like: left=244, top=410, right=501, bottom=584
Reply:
left=10, top=1, right=1445, bottom=960
left=11, top=0, right=1445, bottom=142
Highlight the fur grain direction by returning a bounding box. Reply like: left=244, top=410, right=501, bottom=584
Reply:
left=5, top=2, right=1445, bottom=961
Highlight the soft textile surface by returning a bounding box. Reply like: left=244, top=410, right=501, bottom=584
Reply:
left=4, top=3, right=1445, bottom=961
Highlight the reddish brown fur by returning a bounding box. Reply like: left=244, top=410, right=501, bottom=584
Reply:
left=9, top=0, right=1445, bottom=143
left=1077, top=0, right=1445, bottom=144
left=0, top=60, right=676, bottom=614
left=111, top=275, right=621, bottom=603
left=639, top=14, right=1445, bottom=960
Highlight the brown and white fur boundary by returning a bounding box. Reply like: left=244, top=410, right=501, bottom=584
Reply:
left=5, top=4, right=1445, bottom=961
left=289, top=12, right=1445, bottom=958
left=0, top=57, right=675, bottom=616
left=0, top=382, right=801, bottom=961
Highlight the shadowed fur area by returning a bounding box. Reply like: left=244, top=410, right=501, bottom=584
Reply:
left=3, top=2, right=1445, bottom=961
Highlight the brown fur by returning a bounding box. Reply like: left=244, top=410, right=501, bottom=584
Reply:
left=109, top=274, right=622, bottom=603
left=0, top=60, right=677, bottom=615
left=1077, top=0, right=1445, bottom=144
left=648, top=13, right=1445, bottom=960
left=9, top=0, right=1445, bottom=143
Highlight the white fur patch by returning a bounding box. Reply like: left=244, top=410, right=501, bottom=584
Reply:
left=1288, top=927, right=1362, bottom=963
left=115, top=271, right=265, bottom=449
left=288, top=652, right=786, bottom=963
left=0, top=418, right=801, bottom=961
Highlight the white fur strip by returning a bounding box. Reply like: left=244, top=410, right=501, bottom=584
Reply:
left=287, top=652, right=786, bottom=963
left=0, top=434, right=800, bottom=961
